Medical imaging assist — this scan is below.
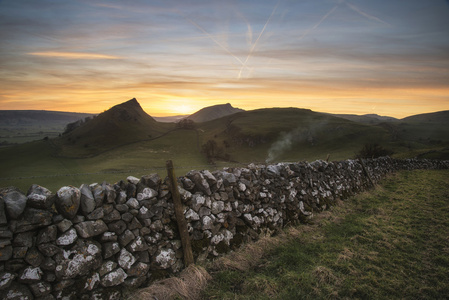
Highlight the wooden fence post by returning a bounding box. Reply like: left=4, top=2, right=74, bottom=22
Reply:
left=358, top=158, right=375, bottom=187
left=166, top=160, right=194, bottom=267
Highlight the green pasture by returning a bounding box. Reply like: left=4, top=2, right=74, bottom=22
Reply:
left=1, top=107, right=448, bottom=192
left=203, top=169, right=449, bottom=299
left=0, top=129, right=207, bottom=192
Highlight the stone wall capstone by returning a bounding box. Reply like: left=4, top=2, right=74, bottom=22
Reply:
left=0, top=157, right=448, bottom=299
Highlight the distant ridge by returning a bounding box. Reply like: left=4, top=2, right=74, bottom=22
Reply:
left=186, top=103, right=244, bottom=123
left=0, top=110, right=96, bottom=144
left=401, top=110, right=449, bottom=124
left=0, top=110, right=94, bottom=125
left=153, top=115, right=189, bottom=123
left=331, top=113, right=397, bottom=124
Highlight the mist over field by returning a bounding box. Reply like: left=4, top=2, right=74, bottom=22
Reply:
left=266, top=121, right=329, bottom=163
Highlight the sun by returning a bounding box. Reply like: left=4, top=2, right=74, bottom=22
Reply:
left=171, top=103, right=195, bottom=115
left=181, top=105, right=193, bottom=114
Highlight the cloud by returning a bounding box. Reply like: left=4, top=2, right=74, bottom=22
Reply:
left=1, top=0, right=448, bottom=118
left=27, top=51, right=121, bottom=59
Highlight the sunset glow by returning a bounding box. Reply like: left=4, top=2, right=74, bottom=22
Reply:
left=1, top=0, right=448, bottom=118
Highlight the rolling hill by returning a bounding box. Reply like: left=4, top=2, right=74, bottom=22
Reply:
left=186, top=103, right=244, bottom=123
left=153, top=103, right=244, bottom=123
left=1, top=99, right=448, bottom=191
left=392, top=110, right=449, bottom=159
left=332, top=113, right=398, bottom=124
left=329, top=111, right=449, bottom=159
left=194, top=107, right=392, bottom=163
left=401, top=110, right=449, bottom=124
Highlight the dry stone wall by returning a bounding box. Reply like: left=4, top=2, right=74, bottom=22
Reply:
left=0, top=157, right=448, bottom=299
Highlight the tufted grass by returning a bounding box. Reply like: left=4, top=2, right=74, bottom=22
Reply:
left=202, top=169, right=449, bottom=299
left=128, top=264, right=211, bottom=300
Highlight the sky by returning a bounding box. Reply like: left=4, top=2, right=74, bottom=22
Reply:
left=0, top=0, right=448, bottom=118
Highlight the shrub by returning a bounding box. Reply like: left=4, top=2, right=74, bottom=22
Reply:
left=202, top=139, right=231, bottom=163
left=176, top=119, right=195, bottom=129
left=357, top=143, right=393, bottom=159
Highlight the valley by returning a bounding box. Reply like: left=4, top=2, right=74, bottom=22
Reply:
left=1, top=98, right=448, bottom=192
left=0, top=110, right=95, bottom=145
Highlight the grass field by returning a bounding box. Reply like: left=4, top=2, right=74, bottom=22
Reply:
left=0, top=129, right=208, bottom=192
left=1, top=106, right=449, bottom=192
left=202, top=169, right=449, bottom=299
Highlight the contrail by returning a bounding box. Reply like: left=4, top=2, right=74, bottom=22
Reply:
left=246, top=19, right=253, bottom=47
left=234, top=8, right=253, bottom=46
left=239, top=0, right=280, bottom=78
left=344, top=1, right=390, bottom=26
left=185, top=18, right=246, bottom=66
left=177, top=9, right=248, bottom=72
left=296, top=0, right=389, bottom=43
left=298, top=5, right=338, bottom=41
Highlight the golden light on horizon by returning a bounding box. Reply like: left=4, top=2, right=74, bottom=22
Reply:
left=1, top=1, right=448, bottom=119
left=1, top=82, right=448, bottom=119
left=172, top=103, right=195, bottom=115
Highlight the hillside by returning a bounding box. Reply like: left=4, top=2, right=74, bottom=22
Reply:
left=186, top=103, right=244, bottom=123
left=327, top=111, right=449, bottom=160
left=332, top=113, right=398, bottom=124
left=2, top=102, right=449, bottom=190
left=53, top=98, right=174, bottom=157
left=380, top=110, right=449, bottom=143
left=392, top=110, right=449, bottom=159
left=195, top=108, right=392, bottom=163
left=331, top=110, right=449, bottom=126
left=0, top=105, right=394, bottom=190
left=401, top=110, right=449, bottom=124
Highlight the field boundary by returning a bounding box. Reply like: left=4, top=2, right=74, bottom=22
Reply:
left=0, top=157, right=448, bottom=299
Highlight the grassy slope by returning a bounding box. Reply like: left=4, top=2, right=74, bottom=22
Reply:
left=2, top=107, right=448, bottom=191
left=332, top=110, right=449, bottom=160
left=0, top=129, right=206, bottom=192
left=53, top=99, right=175, bottom=157
left=382, top=121, right=449, bottom=160
left=197, top=108, right=392, bottom=163
left=202, top=169, right=449, bottom=299
left=401, top=110, right=449, bottom=124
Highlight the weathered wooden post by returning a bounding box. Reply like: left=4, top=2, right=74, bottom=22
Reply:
left=358, top=158, right=375, bottom=187
left=166, top=160, right=194, bottom=267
